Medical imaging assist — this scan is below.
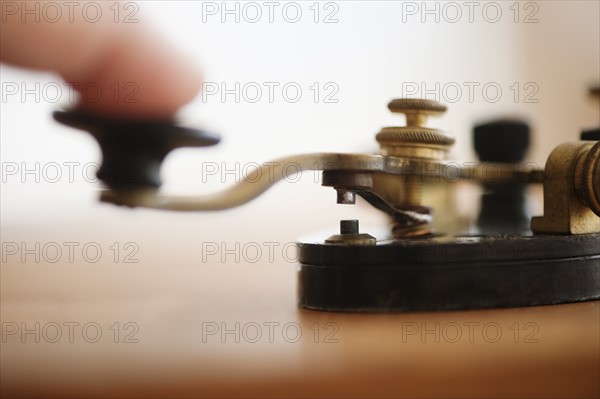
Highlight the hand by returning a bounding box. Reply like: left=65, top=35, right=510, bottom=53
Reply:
left=0, top=1, right=201, bottom=120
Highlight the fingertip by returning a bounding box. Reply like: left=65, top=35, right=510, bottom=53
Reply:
left=64, top=29, right=203, bottom=121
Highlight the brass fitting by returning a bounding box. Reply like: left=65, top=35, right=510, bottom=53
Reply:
left=374, top=99, right=454, bottom=208
left=575, top=141, right=600, bottom=216
left=376, top=99, right=455, bottom=160
left=531, top=141, right=600, bottom=234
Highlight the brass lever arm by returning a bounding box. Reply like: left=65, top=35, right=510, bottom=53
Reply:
left=100, top=153, right=543, bottom=211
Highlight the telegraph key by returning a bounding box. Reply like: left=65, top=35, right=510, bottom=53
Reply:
left=53, top=94, right=600, bottom=312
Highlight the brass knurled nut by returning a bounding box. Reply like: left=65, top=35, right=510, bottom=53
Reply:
left=377, top=99, right=454, bottom=160
left=376, top=127, right=455, bottom=159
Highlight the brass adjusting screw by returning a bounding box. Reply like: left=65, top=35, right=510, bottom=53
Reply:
left=375, top=99, right=455, bottom=206
left=377, top=99, right=455, bottom=160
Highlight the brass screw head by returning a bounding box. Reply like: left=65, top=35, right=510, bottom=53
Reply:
left=376, top=99, right=455, bottom=159
left=387, top=98, right=447, bottom=126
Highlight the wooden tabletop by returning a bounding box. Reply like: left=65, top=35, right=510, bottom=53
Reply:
left=1, top=218, right=599, bottom=399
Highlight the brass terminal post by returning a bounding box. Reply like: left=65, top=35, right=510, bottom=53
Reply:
left=531, top=141, right=600, bottom=234
left=374, top=99, right=455, bottom=236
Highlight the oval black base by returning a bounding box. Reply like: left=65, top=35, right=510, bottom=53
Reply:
left=297, top=234, right=600, bottom=312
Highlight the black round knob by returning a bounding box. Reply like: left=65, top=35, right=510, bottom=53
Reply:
left=53, top=110, right=220, bottom=190
left=474, top=120, right=530, bottom=163
left=581, top=128, right=600, bottom=141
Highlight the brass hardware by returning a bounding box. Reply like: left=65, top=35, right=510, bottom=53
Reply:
left=376, top=99, right=454, bottom=160
left=372, top=99, right=455, bottom=236
left=575, top=141, right=600, bottom=216
left=374, top=100, right=454, bottom=211
left=531, top=141, right=600, bottom=234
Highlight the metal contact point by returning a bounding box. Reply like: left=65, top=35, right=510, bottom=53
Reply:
left=337, top=190, right=357, bottom=204
left=340, top=220, right=359, bottom=235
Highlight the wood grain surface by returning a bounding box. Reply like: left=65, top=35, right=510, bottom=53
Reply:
left=1, top=222, right=599, bottom=399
